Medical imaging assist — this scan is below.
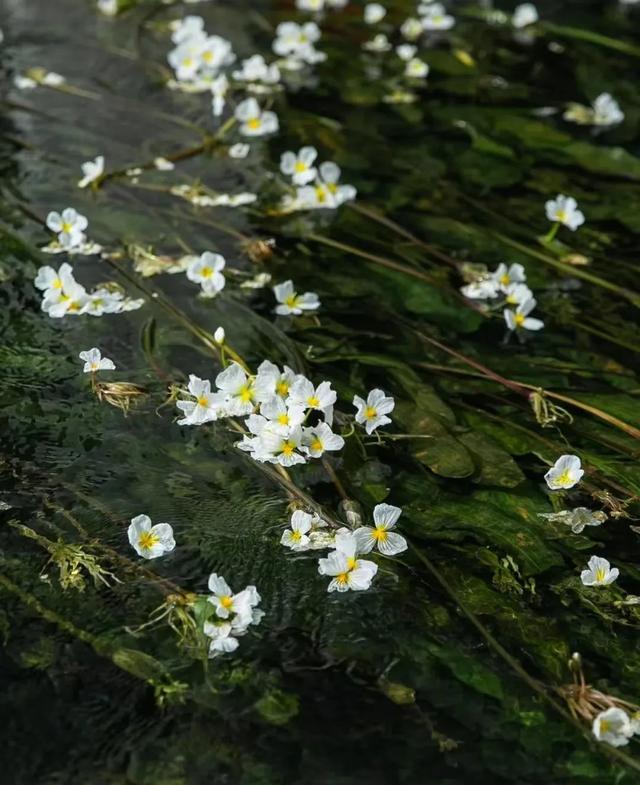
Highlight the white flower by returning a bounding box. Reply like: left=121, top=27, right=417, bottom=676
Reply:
left=353, top=503, right=408, bottom=556
left=186, top=251, right=225, bottom=296
left=420, top=4, right=455, bottom=31
left=97, top=0, right=119, bottom=16
left=232, top=55, right=280, bottom=85
left=215, top=362, right=256, bottom=415
left=401, top=17, right=425, bottom=40
left=46, top=207, right=89, bottom=249
left=545, top=194, right=585, bottom=231
left=273, top=280, right=320, bottom=315
left=260, top=396, right=306, bottom=429
left=538, top=507, right=606, bottom=534
left=253, top=360, right=301, bottom=402
left=544, top=454, right=584, bottom=490
left=204, top=621, right=239, bottom=657
left=318, top=161, right=357, bottom=206
left=593, top=708, right=633, bottom=747
left=79, top=347, right=116, bottom=373
left=40, top=267, right=90, bottom=318
left=42, top=72, right=65, bottom=86
left=460, top=279, right=500, bottom=300
left=78, top=155, right=104, bottom=188
left=281, top=510, right=313, bottom=550
left=353, top=388, right=395, bottom=434
left=170, top=15, right=206, bottom=45
left=364, top=3, right=386, bottom=24
left=405, top=58, right=429, bottom=78
left=592, top=93, right=624, bottom=127
left=154, top=156, right=175, bottom=170
left=128, top=514, right=176, bottom=559
left=396, top=44, right=417, bottom=61
left=81, top=288, right=125, bottom=316
left=512, top=3, right=538, bottom=28
left=235, top=97, right=279, bottom=136
left=581, top=556, right=619, bottom=587
left=14, top=75, right=38, bottom=89
left=168, top=40, right=203, bottom=81
left=363, top=33, right=392, bottom=52
left=258, top=425, right=307, bottom=467
left=318, top=530, right=378, bottom=592
left=197, top=35, right=234, bottom=73
left=289, top=378, right=336, bottom=412
left=208, top=573, right=242, bottom=618
left=503, top=283, right=533, bottom=306
left=301, top=422, right=345, bottom=458
left=296, top=0, right=325, bottom=9
left=280, top=146, right=318, bottom=186
left=211, top=73, right=228, bottom=116
left=503, top=299, right=544, bottom=332
left=273, top=22, right=322, bottom=61
left=214, top=326, right=225, bottom=344
left=34, top=262, right=74, bottom=293
left=177, top=374, right=226, bottom=425
left=491, top=262, right=526, bottom=291
left=229, top=143, right=250, bottom=159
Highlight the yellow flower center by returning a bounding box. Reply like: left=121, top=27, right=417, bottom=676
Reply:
left=291, top=530, right=302, bottom=541
left=310, top=438, right=323, bottom=452
left=220, top=595, right=234, bottom=609
left=373, top=528, right=388, bottom=542
left=138, top=531, right=159, bottom=550
left=90, top=362, right=100, bottom=371
left=347, top=557, right=357, bottom=570
left=556, top=470, right=572, bottom=486
left=315, top=186, right=327, bottom=202
left=200, top=266, right=213, bottom=278
left=276, top=380, right=290, bottom=396
left=277, top=413, right=289, bottom=425
left=247, top=117, right=262, bottom=130
left=294, top=161, right=308, bottom=172
left=202, top=51, right=215, bottom=64
left=307, top=396, right=320, bottom=407
left=600, top=719, right=611, bottom=733
left=555, top=210, right=566, bottom=223
left=182, top=57, right=194, bottom=67
left=327, top=183, right=338, bottom=195
left=239, top=385, right=253, bottom=403
left=284, top=294, right=299, bottom=307
left=52, top=278, right=62, bottom=289
left=514, top=313, right=526, bottom=327
left=61, top=221, right=73, bottom=233
left=500, top=274, right=510, bottom=286
left=365, top=406, right=377, bottom=419
left=281, top=440, right=295, bottom=457
left=595, top=568, right=606, bottom=583
left=197, top=396, right=209, bottom=407
left=336, top=572, right=349, bottom=585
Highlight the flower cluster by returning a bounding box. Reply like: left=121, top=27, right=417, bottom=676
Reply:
left=204, top=573, right=263, bottom=657
left=35, top=263, right=144, bottom=318
left=460, top=262, right=544, bottom=334
left=167, top=15, right=235, bottom=90
left=43, top=207, right=103, bottom=255
left=280, top=150, right=357, bottom=211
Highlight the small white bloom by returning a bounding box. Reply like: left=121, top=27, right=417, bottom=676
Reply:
left=128, top=514, right=176, bottom=559
left=154, top=157, right=175, bottom=171
left=301, top=422, right=345, bottom=458
left=214, top=326, right=225, bottom=344
left=273, top=280, right=320, bottom=315
left=544, top=454, right=584, bottom=490
left=273, top=22, right=323, bottom=62
left=512, top=3, right=539, bottom=28
left=503, top=298, right=544, bottom=332
left=592, top=708, right=633, bottom=747
left=353, top=388, right=394, bottom=434
left=296, top=0, right=325, bottom=9
left=401, top=17, right=424, bottom=40
left=198, top=35, right=235, bottom=74
left=289, top=377, right=336, bottom=412
left=405, top=58, right=429, bottom=78
left=46, top=207, right=89, bottom=249
left=460, top=279, right=500, bottom=300
left=235, top=97, right=279, bottom=136
left=538, top=507, right=606, bottom=534
left=503, top=282, right=533, bottom=306
left=211, top=73, right=228, bottom=116
left=215, top=362, right=256, bottom=415
left=78, top=155, right=104, bottom=188
left=363, top=33, right=392, bottom=51
left=229, top=143, right=250, bottom=159
left=281, top=510, right=313, bottom=550
left=97, top=0, right=118, bottom=16
left=545, top=194, right=585, bottom=231
left=318, top=531, right=378, bottom=592
left=258, top=425, right=307, bottom=467
left=491, top=262, right=526, bottom=291
left=592, top=93, right=624, bottom=127
left=170, top=15, right=206, bottom=45
left=420, top=4, right=455, bottom=31
left=204, top=621, right=239, bottom=657
left=364, top=3, right=386, bottom=24
left=260, top=396, right=306, bottom=429
left=280, top=146, right=318, bottom=186
left=34, top=262, right=74, bottom=293
left=354, top=503, right=407, bottom=556
left=168, top=40, right=203, bottom=81
left=208, top=573, right=242, bottom=619
left=232, top=54, right=281, bottom=85
left=396, top=44, right=417, bottom=61
left=177, top=374, right=226, bottom=425
left=14, top=75, right=38, bottom=90
left=253, top=360, right=301, bottom=402
left=186, top=251, right=225, bottom=297
left=79, top=347, right=116, bottom=373
left=581, top=555, right=619, bottom=587
left=42, top=72, right=65, bottom=86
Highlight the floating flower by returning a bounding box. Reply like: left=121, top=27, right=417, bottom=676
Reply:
left=512, top=3, right=539, bottom=28
left=544, top=454, right=584, bottom=490
left=396, top=44, right=417, bottom=61
left=289, top=378, right=337, bottom=412
left=176, top=374, right=226, bottom=425
left=538, top=507, right=606, bottom=534
left=260, top=396, right=306, bottom=428
left=204, top=574, right=262, bottom=657
left=253, top=360, right=301, bottom=402
left=492, top=262, right=526, bottom=291
left=79, top=347, right=116, bottom=373
left=46, top=207, right=89, bottom=249
left=503, top=282, right=533, bottom=306
left=405, top=58, right=429, bottom=78
left=273, top=280, right=320, bottom=315
left=503, top=298, right=544, bottom=332
left=592, top=708, right=633, bottom=747
left=208, top=573, right=243, bottom=619
left=545, top=194, right=585, bottom=231
left=420, top=4, right=455, bottom=31
left=354, top=503, right=408, bottom=556
left=203, top=621, right=239, bottom=656
left=235, top=97, right=279, bottom=136
left=364, top=3, right=387, bottom=24
left=318, top=530, right=378, bottom=592
left=78, top=155, right=104, bottom=188
left=186, top=251, right=226, bottom=297
left=280, top=146, right=318, bottom=186
left=363, top=33, right=393, bottom=52
left=273, top=22, right=325, bottom=64
left=229, top=143, right=250, bottom=159
left=301, top=422, right=345, bottom=457
left=154, top=156, right=175, bottom=170
left=215, top=362, right=256, bottom=416
left=232, top=54, right=281, bottom=87
left=256, top=425, right=307, bottom=467
left=281, top=510, right=313, bottom=550
left=581, top=555, right=619, bottom=587
left=353, top=388, right=395, bottom=434
left=128, top=514, right=176, bottom=559
left=170, top=15, right=206, bottom=46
